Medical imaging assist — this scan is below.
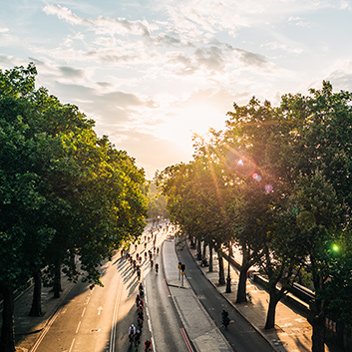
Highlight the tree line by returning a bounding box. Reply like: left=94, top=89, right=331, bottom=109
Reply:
left=158, top=82, right=352, bottom=352
left=0, top=64, right=148, bottom=352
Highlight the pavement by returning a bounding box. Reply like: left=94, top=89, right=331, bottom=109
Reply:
left=186, top=240, right=342, bottom=352
left=162, top=238, right=233, bottom=352
left=3, top=274, right=76, bottom=352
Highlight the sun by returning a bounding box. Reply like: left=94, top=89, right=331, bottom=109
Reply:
left=154, top=103, right=226, bottom=145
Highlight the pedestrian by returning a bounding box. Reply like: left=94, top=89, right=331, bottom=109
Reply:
left=157, top=247, right=159, bottom=255
left=155, top=263, right=159, bottom=274
left=150, top=259, right=154, bottom=268
left=137, top=267, right=141, bottom=281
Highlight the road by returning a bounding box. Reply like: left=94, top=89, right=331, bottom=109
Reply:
left=29, top=222, right=189, bottom=352
left=177, top=244, right=274, bottom=352
left=30, top=256, right=136, bottom=352
left=144, top=246, right=189, bottom=352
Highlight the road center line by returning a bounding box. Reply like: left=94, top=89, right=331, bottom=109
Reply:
left=75, top=321, right=82, bottom=334
left=81, top=307, right=86, bottom=317
left=68, top=338, right=76, bottom=352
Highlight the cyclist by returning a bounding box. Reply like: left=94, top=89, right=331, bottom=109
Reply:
left=128, top=324, right=136, bottom=342
left=221, top=309, right=230, bottom=329
left=144, top=339, right=152, bottom=351
left=134, top=328, right=141, bottom=347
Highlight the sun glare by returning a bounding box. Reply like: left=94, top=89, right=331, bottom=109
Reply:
left=153, top=103, right=226, bottom=149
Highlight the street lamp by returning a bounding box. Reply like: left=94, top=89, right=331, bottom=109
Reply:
left=226, top=261, right=231, bottom=293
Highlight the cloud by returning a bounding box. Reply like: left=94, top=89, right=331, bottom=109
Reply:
left=288, top=16, right=311, bottom=27
left=50, top=81, right=158, bottom=126
left=262, top=41, right=303, bottom=54
left=98, top=91, right=156, bottom=108
left=0, top=55, right=14, bottom=65
left=325, top=61, right=352, bottom=91
left=195, top=46, right=225, bottom=71
left=43, top=4, right=157, bottom=37
left=86, top=50, right=136, bottom=64
left=28, top=56, right=45, bottom=66
left=43, top=4, right=84, bottom=25
left=59, top=66, right=85, bottom=78
left=0, top=27, right=9, bottom=33
left=236, top=48, right=268, bottom=67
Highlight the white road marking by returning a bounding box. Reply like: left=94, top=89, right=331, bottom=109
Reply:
left=68, top=338, right=75, bottom=352
left=145, top=285, right=155, bottom=349
left=81, top=307, right=86, bottom=318
left=75, top=321, right=82, bottom=334
left=30, top=285, right=75, bottom=352
left=109, top=280, right=120, bottom=352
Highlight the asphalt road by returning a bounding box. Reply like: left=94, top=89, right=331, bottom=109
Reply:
left=30, top=256, right=136, bottom=352
left=177, top=245, right=275, bottom=352
left=144, top=244, right=189, bottom=352
left=28, top=223, right=189, bottom=352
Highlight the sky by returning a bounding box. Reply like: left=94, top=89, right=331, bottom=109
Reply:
left=1, top=0, right=352, bottom=177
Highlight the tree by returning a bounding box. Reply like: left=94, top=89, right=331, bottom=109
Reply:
left=0, top=64, right=148, bottom=352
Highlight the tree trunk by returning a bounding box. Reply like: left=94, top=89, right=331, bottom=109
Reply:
left=236, top=268, right=248, bottom=303
left=0, top=285, right=15, bottom=352
left=228, top=241, right=233, bottom=257
left=29, top=270, right=43, bottom=316
left=208, top=244, right=213, bottom=272
left=190, top=236, right=195, bottom=249
left=196, top=239, right=202, bottom=260
left=218, top=251, right=225, bottom=285
left=308, top=298, right=325, bottom=352
left=264, top=292, right=279, bottom=329
left=53, top=262, right=62, bottom=298
left=202, top=242, right=207, bottom=260
left=311, top=318, right=325, bottom=352
left=309, top=258, right=325, bottom=352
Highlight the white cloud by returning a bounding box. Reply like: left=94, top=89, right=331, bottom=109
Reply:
left=43, top=4, right=84, bottom=25
left=263, top=41, right=303, bottom=54
left=288, top=16, right=311, bottom=27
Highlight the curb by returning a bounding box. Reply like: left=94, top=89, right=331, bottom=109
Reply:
left=185, top=242, right=279, bottom=352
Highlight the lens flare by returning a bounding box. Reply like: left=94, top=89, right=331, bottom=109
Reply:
left=264, top=184, right=273, bottom=193
left=252, top=173, right=262, bottom=182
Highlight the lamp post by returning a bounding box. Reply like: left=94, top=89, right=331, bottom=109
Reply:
left=225, top=261, right=231, bottom=293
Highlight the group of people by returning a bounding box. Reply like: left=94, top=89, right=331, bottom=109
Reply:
left=124, top=236, right=160, bottom=279
left=124, top=225, right=168, bottom=351
left=128, top=282, right=153, bottom=351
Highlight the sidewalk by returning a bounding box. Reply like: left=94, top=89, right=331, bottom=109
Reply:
left=162, top=238, right=233, bottom=352
left=2, top=275, right=76, bottom=352
left=188, top=242, right=336, bottom=352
